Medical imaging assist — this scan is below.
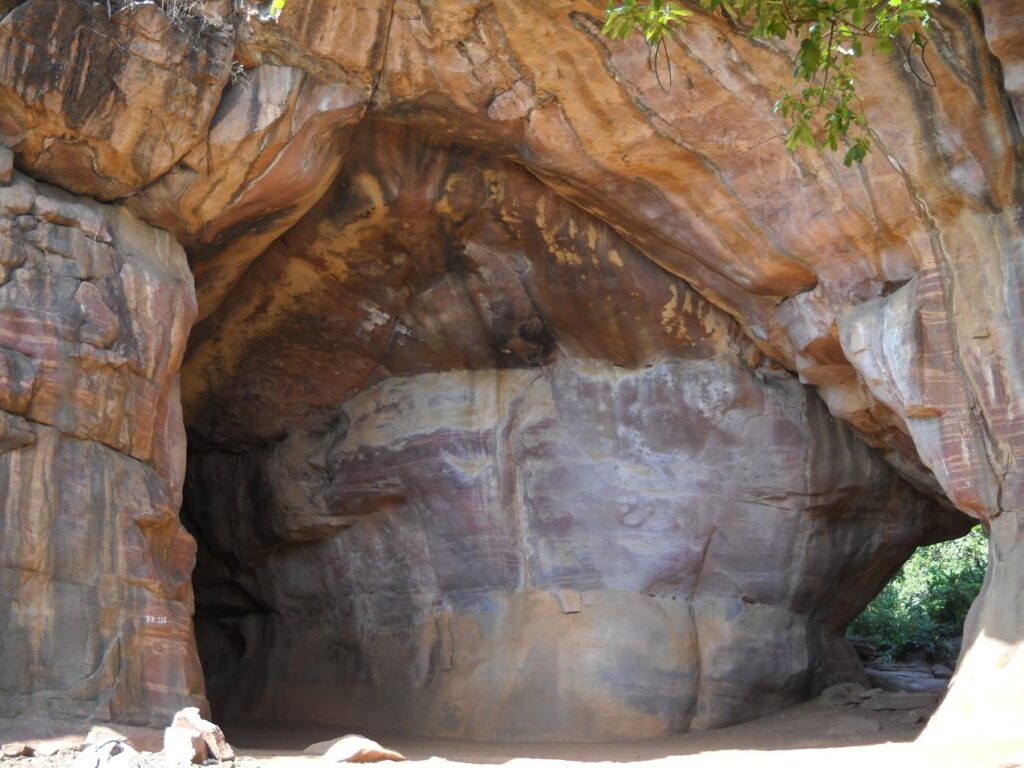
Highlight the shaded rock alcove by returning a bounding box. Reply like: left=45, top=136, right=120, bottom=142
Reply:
left=0, top=0, right=1020, bottom=750
left=179, top=124, right=967, bottom=740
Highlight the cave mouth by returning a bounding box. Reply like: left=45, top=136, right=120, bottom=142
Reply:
left=846, top=525, right=988, bottom=689
left=176, top=122, right=971, bottom=742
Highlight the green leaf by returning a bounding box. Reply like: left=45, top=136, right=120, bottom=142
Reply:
left=599, top=0, right=922, bottom=168
left=843, top=141, right=866, bottom=166
left=796, top=38, right=823, bottom=78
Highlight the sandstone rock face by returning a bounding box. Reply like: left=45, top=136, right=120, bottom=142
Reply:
left=128, top=0, right=395, bottom=321
left=0, top=172, right=203, bottom=723
left=365, top=0, right=1023, bottom=512
left=127, top=64, right=366, bottom=322
left=0, top=0, right=232, bottom=200
left=163, top=706, right=233, bottom=765
left=0, top=0, right=1020, bottom=747
left=180, top=125, right=965, bottom=739
left=984, top=0, right=1024, bottom=128
left=187, top=361, right=957, bottom=739
left=363, top=1, right=1023, bottom=743
left=181, top=122, right=762, bottom=447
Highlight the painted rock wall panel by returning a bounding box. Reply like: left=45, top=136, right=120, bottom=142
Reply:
left=181, top=122, right=755, bottom=449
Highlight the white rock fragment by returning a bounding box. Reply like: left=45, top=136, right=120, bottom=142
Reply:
left=316, top=735, right=407, bottom=763
left=163, top=707, right=235, bottom=765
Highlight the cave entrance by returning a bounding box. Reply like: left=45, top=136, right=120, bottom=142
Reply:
left=177, top=122, right=972, bottom=743
left=845, top=525, right=987, bottom=693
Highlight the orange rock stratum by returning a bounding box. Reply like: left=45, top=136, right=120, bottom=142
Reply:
left=0, top=0, right=1021, bottom=747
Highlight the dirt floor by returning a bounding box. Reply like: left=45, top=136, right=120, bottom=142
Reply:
left=3, top=696, right=1023, bottom=768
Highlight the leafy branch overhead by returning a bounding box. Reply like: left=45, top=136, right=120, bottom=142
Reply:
left=603, top=0, right=954, bottom=165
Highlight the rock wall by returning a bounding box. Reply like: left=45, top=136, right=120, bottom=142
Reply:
left=180, top=125, right=965, bottom=739
left=0, top=0, right=1020, bottom=744
left=0, top=170, right=202, bottom=723
left=186, top=361, right=957, bottom=739
left=0, top=0, right=231, bottom=199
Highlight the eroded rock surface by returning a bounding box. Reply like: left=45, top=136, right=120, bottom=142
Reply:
left=187, top=360, right=960, bottom=739
left=0, top=0, right=232, bottom=200
left=127, top=64, right=365, bottom=322
left=0, top=0, right=1020, bottom=745
left=366, top=0, right=1024, bottom=517
left=0, top=172, right=203, bottom=723
left=128, top=0, right=395, bottom=322
left=181, top=126, right=965, bottom=739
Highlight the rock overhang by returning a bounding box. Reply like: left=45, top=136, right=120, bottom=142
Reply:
left=0, top=0, right=1019, bottom=745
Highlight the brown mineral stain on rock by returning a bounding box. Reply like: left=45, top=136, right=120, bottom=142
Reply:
left=179, top=125, right=967, bottom=740
left=0, top=0, right=232, bottom=199
left=0, top=0, right=1021, bottom=749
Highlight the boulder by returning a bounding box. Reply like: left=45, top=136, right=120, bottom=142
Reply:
left=163, top=708, right=233, bottom=764
left=0, top=0, right=231, bottom=200
left=84, top=726, right=163, bottom=755
left=865, top=667, right=948, bottom=695
left=1, top=742, right=33, bottom=757
left=863, top=692, right=939, bottom=712
left=70, top=741, right=140, bottom=768
left=163, top=726, right=207, bottom=765
left=317, top=736, right=406, bottom=763
left=819, top=683, right=867, bottom=707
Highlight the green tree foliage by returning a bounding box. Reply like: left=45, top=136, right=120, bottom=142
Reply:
left=848, top=526, right=988, bottom=661
left=602, top=0, right=957, bottom=165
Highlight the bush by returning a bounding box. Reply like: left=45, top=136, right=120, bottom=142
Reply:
left=848, top=526, right=988, bottom=662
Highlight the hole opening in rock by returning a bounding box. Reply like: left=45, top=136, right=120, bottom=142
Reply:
left=845, top=525, right=988, bottom=694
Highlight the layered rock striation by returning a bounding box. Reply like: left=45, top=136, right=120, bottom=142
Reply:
left=0, top=169, right=203, bottom=723
left=180, top=126, right=965, bottom=738
left=187, top=362, right=957, bottom=739
left=0, top=0, right=1020, bottom=745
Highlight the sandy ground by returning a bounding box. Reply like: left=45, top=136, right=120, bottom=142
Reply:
left=3, top=697, right=1023, bottom=768
left=222, top=699, right=1024, bottom=768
